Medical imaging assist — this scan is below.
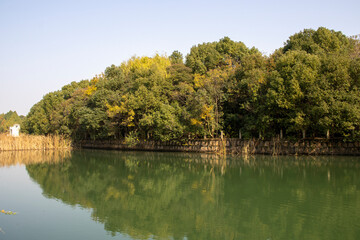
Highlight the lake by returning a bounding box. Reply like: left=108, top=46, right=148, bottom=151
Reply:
left=0, top=150, right=359, bottom=240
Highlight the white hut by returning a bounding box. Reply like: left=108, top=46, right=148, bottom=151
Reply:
left=9, top=124, right=20, bottom=137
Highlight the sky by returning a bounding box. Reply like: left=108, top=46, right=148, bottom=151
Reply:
left=0, top=0, right=359, bottom=116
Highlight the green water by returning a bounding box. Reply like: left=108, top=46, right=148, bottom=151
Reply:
left=0, top=150, right=360, bottom=240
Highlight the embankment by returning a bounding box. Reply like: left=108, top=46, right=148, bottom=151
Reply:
left=77, top=138, right=360, bottom=155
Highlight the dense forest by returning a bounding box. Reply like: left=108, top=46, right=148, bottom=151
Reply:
left=23, top=27, right=360, bottom=141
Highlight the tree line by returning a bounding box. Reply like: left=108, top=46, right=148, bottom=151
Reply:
left=23, top=27, right=360, bottom=141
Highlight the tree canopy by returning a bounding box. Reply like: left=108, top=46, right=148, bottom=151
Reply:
left=23, top=27, right=360, bottom=141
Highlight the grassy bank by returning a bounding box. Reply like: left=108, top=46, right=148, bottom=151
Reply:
left=0, top=134, right=72, bottom=151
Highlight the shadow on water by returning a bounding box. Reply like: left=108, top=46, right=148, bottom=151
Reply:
left=9, top=150, right=360, bottom=240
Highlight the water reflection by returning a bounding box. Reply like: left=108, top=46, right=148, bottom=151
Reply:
left=0, top=150, right=71, bottom=167
left=24, top=150, right=360, bottom=240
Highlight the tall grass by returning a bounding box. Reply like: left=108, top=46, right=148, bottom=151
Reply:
left=0, top=134, right=72, bottom=151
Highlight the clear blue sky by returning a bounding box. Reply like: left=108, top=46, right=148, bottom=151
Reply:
left=1, top=0, right=359, bottom=115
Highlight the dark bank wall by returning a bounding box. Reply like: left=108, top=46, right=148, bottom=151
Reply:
left=77, top=139, right=360, bottom=155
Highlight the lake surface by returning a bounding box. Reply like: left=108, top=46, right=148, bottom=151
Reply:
left=0, top=150, right=360, bottom=240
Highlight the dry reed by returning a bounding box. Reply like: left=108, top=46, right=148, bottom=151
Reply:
left=0, top=134, right=72, bottom=151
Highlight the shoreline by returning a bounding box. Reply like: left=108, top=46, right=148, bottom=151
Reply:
left=76, top=138, right=360, bottom=156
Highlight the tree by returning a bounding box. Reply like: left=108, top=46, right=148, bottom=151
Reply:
left=0, top=111, right=23, bottom=133
left=169, top=50, right=184, bottom=64
left=224, top=51, right=267, bottom=137
left=265, top=50, right=321, bottom=138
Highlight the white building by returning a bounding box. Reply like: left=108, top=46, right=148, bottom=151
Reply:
left=9, top=124, right=20, bottom=137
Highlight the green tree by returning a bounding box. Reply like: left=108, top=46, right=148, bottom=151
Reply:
left=224, top=51, right=267, bottom=137
left=0, top=111, right=23, bottom=133
left=265, top=50, right=321, bottom=138
left=169, top=50, right=184, bottom=64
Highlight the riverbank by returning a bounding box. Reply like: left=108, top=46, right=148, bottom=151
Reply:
left=0, top=134, right=72, bottom=151
left=77, top=138, right=360, bottom=155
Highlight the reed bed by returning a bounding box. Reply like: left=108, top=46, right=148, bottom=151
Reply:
left=0, top=134, right=72, bottom=151
left=0, top=150, right=71, bottom=167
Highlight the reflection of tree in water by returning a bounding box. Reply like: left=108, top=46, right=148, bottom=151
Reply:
left=26, top=151, right=360, bottom=240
